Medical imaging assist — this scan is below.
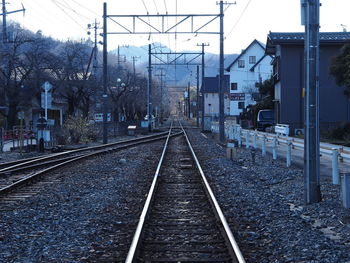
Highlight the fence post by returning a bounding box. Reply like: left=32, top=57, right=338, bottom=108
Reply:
left=332, top=148, right=340, bottom=185
left=245, top=131, right=250, bottom=149
left=341, top=173, right=350, bottom=209
left=253, top=131, right=257, bottom=149
left=262, top=135, right=266, bottom=156
left=286, top=140, right=292, bottom=167
left=0, top=128, right=3, bottom=153
left=237, top=127, right=242, bottom=147
left=272, top=137, right=277, bottom=160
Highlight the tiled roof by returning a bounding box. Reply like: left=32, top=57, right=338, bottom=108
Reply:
left=201, top=75, right=230, bottom=93
left=266, top=32, right=350, bottom=54
left=268, top=32, right=350, bottom=43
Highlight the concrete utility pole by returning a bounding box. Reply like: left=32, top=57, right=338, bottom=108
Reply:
left=303, top=0, right=322, bottom=203
left=148, top=44, right=152, bottom=132
left=155, top=68, right=165, bottom=124
left=2, top=0, right=7, bottom=43
left=197, top=43, right=209, bottom=131
left=132, top=56, right=140, bottom=89
left=1, top=1, right=25, bottom=43
left=196, top=65, right=200, bottom=127
left=102, top=2, right=108, bottom=144
left=218, top=0, right=225, bottom=143
left=187, top=81, right=191, bottom=119
left=89, top=19, right=99, bottom=76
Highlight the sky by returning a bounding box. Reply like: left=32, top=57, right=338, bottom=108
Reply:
left=6, top=0, right=350, bottom=54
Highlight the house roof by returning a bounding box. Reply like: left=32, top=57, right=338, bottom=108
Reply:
left=226, top=39, right=265, bottom=72
left=266, top=32, right=350, bottom=54
left=201, top=75, right=230, bottom=93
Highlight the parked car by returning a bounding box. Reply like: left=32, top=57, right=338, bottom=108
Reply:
left=257, top=109, right=275, bottom=131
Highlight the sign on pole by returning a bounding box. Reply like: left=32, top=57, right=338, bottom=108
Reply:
left=41, top=81, right=52, bottom=120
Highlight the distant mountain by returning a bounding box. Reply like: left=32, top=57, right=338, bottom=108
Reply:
left=111, top=44, right=238, bottom=86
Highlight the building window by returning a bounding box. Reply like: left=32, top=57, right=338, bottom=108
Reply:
left=238, top=101, right=245, bottom=109
left=238, top=60, right=245, bottom=68
left=230, top=83, right=237, bottom=90
left=249, top=56, right=256, bottom=64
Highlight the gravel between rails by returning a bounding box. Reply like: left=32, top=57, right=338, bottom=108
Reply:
left=0, top=140, right=164, bottom=263
left=186, top=129, right=350, bottom=263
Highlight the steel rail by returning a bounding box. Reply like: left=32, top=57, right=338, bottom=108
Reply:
left=0, top=131, right=170, bottom=173
left=181, top=122, right=246, bottom=263
left=125, top=122, right=175, bottom=263
left=0, top=129, right=181, bottom=196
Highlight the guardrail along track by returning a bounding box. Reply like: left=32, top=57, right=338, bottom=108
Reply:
left=126, top=123, right=245, bottom=262
left=0, top=130, right=180, bottom=199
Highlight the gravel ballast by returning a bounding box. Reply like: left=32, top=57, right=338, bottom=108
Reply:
left=1, top=127, right=350, bottom=262
left=186, top=129, right=350, bottom=263
left=0, top=140, right=164, bottom=262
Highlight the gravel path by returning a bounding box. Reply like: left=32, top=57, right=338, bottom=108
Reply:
left=186, top=129, right=350, bottom=263
left=0, top=140, right=164, bottom=262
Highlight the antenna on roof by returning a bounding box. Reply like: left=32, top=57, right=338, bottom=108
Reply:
left=341, top=24, right=347, bottom=32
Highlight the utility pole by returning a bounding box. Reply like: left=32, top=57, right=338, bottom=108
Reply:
left=218, top=0, right=225, bottom=143
left=303, top=0, right=321, bottom=203
left=197, top=43, right=209, bottom=131
left=1, top=1, right=25, bottom=43
left=155, top=68, right=165, bottom=124
left=196, top=65, right=200, bottom=127
left=89, top=19, right=99, bottom=76
left=102, top=2, right=108, bottom=144
left=2, top=0, right=7, bottom=43
left=217, top=1, right=235, bottom=143
left=132, top=56, right=140, bottom=89
left=148, top=44, right=152, bottom=132
left=187, top=81, right=191, bottom=119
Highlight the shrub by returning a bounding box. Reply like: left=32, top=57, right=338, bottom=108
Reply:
left=63, top=116, right=98, bottom=144
left=329, top=122, right=350, bottom=140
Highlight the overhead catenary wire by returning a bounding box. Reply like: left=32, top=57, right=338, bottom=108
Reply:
left=225, top=0, right=253, bottom=39
left=69, top=0, right=100, bottom=17
left=50, top=0, right=88, bottom=32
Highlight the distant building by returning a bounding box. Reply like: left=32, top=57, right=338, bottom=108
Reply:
left=226, top=39, right=273, bottom=116
left=266, top=32, right=350, bottom=133
left=200, top=75, right=230, bottom=119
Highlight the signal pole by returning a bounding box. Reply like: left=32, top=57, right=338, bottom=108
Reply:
left=303, top=0, right=321, bottom=203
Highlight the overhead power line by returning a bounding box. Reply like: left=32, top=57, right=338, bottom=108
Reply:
left=50, top=0, right=88, bottom=31
left=226, top=0, right=253, bottom=39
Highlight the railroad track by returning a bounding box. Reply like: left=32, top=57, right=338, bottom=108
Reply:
left=0, top=129, right=181, bottom=205
left=126, top=122, right=245, bottom=262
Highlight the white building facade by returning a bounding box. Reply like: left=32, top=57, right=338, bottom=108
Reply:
left=226, top=40, right=273, bottom=116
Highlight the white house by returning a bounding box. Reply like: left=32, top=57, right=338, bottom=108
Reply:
left=201, top=75, right=230, bottom=119
left=226, top=39, right=273, bottom=116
